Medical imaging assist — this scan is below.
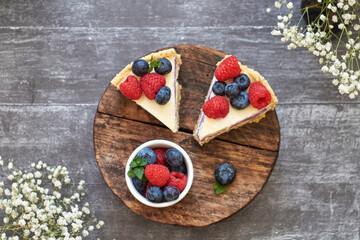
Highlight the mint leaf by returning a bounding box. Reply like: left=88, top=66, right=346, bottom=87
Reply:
left=130, top=156, right=147, bottom=168
left=127, top=170, right=136, bottom=178
left=130, top=161, right=138, bottom=168
left=133, top=167, right=145, bottom=180
left=139, top=158, right=147, bottom=167
left=141, top=174, right=148, bottom=182
left=148, top=56, right=162, bottom=72
left=213, top=181, right=229, bottom=194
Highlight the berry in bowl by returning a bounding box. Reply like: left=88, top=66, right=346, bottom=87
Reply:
left=125, top=140, right=193, bottom=208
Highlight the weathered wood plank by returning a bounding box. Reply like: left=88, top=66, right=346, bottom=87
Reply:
left=0, top=0, right=281, bottom=28
left=0, top=27, right=354, bottom=105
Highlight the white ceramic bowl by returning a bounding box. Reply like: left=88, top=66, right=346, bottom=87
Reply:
left=125, top=139, right=193, bottom=208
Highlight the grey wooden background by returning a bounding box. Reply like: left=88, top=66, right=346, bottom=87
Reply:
left=0, top=0, right=359, bottom=239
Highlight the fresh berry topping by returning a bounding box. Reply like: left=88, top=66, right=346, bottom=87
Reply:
left=233, top=74, right=251, bottom=91
left=215, top=56, right=242, bottom=81
left=163, top=186, right=180, bottom=201
left=165, top=149, right=184, bottom=167
left=230, top=91, right=250, bottom=110
left=145, top=164, right=170, bottom=187
left=136, top=147, right=157, bottom=166
left=225, top=82, right=241, bottom=99
left=152, top=148, right=167, bottom=165
left=140, top=73, right=166, bottom=100
left=132, top=59, right=149, bottom=76
left=166, top=172, right=187, bottom=192
left=146, top=186, right=163, bottom=203
left=248, top=82, right=271, bottom=109
left=169, top=162, right=187, bottom=175
left=215, top=163, right=236, bottom=185
left=212, top=81, right=227, bottom=96
left=155, top=86, right=171, bottom=105
left=119, top=75, right=142, bottom=100
left=132, top=177, right=147, bottom=194
left=143, top=182, right=154, bottom=196
left=203, top=96, right=229, bottom=119
left=155, top=58, right=172, bottom=75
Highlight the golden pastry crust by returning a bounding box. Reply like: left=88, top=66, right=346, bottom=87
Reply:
left=193, top=55, right=278, bottom=145
left=111, top=48, right=182, bottom=88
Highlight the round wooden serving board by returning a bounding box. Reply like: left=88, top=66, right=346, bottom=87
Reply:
left=93, top=45, right=280, bottom=227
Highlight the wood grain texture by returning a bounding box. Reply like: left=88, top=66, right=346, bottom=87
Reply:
left=0, top=0, right=359, bottom=238
left=94, top=45, right=280, bottom=226
left=94, top=113, right=278, bottom=227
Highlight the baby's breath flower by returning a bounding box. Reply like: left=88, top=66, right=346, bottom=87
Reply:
left=269, top=0, right=360, bottom=98
left=0, top=157, right=104, bottom=239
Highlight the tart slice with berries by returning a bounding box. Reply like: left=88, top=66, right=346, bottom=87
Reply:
left=111, top=48, right=182, bottom=133
left=193, top=55, right=278, bottom=145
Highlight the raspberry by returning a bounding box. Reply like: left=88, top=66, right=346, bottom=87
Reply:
left=215, top=56, right=242, bottom=81
left=140, top=73, right=166, bottom=100
left=248, top=82, right=271, bottom=109
left=203, top=96, right=229, bottom=119
left=165, top=172, right=187, bottom=193
left=145, top=164, right=170, bottom=187
left=153, top=148, right=167, bottom=165
left=119, top=75, right=142, bottom=100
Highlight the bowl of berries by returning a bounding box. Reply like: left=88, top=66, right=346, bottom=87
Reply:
left=125, top=139, right=193, bottom=208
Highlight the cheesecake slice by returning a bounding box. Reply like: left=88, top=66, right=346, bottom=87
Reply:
left=193, top=55, right=278, bottom=145
left=111, top=48, right=182, bottom=133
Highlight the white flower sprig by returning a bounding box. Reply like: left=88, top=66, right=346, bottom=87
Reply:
left=268, top=0, right=360, bottom=99
left=0, top=156, right=104, bottom=240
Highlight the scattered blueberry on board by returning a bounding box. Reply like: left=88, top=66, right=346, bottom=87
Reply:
left=213, top=162, right=236, bottom=194
left=128, top=146, right=188, bottom=203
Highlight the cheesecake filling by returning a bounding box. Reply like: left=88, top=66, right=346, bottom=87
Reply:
left=195, top=106, right=270, bottom=144
left=133, top=55, right=179, bottom=132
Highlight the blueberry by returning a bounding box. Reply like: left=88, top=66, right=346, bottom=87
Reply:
left=132, top=59, right=149, bottom=76
left=215, top=163, right=236, bottom=185
left=169, top=162, right=187, bottom=175
left=225, top=82, right=240, bottom=99
left=212, top=81, right=227, bottom=96
left=165, top=148, right=183, bottom=167
left=233, top=74, right=250, bottom=90
left=155, top=86, right=171, bottom=105
left=132, top=177, right=147, bottom=193
left=230, top=91, right=250, bottom=110
left=146, top=186, right=163, bottom=203
left=136, top=147, right=157, bottom=165
left=163, top=186, right=180, bottom=202
left=155, top=58, right=172, bottom=75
